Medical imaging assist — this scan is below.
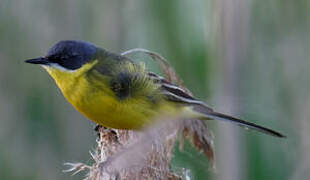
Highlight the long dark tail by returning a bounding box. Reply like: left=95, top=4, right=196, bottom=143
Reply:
left=201, top=111, right=286, bottom=138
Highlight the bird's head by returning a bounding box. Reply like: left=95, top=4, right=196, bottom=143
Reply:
left=25, top=40, right=98, bottom=71
left=25, top=40, right=101, bottom=89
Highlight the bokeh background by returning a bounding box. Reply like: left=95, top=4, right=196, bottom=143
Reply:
left=0, top=0, right=308, bottom=179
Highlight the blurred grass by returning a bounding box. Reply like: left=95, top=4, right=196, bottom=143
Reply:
left=0, top=0, right=308, bottom=179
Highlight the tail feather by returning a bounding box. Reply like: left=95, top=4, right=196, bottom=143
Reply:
left=202, top=111, right=286, bottom=138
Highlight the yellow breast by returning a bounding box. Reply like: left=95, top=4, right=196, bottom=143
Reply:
left=43, top=61, right=167, bottom=129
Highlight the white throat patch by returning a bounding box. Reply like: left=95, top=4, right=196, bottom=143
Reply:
left=42, top=63, right=76, bottom=72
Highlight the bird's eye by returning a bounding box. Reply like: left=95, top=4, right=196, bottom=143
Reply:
left=60, top=56, right=67, bottom=61
left=47, top=55, right=58, bottom=62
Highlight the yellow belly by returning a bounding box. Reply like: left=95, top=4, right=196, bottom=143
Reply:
left=68, top=83, right=181, bottom=129
left=44, top=63, right=176, bottom=129
left=73, top=91, right=160, bottom=129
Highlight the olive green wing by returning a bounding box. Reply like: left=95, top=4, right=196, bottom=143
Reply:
left=94, top=56, right=162, bottom=101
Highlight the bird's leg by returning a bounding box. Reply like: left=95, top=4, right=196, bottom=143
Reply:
left=94, top=125, right=119, bottom=142
left=94, top=124, right=103, bottom=138
left=94, top=124, right=102, bottom=132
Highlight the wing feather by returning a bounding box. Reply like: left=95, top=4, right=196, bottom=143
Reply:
left=147, top=72, right=285, bottom=138
left=148, top=72, right=213, bottom=112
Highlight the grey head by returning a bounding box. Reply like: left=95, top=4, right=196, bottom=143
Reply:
left=25, top=40, right=98, bottom=70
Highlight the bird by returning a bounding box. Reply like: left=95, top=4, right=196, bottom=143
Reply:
left=25, top=40, right=285, bottom=138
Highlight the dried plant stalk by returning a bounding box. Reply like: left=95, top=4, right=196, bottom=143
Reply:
left=64, top=49, right=214, bottom=179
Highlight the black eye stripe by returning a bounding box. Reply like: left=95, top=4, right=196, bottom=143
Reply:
left=49, top=54, right=80, bottom=61
left=47, top=53, right=85, bottom=70
left=47, top=55, right=58, bottom=62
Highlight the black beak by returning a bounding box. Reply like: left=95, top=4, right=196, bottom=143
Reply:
left=25, top=57, right=49, bottom=65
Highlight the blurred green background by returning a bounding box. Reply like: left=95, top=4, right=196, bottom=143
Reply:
left=0, top=0, right=307, bottom=179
